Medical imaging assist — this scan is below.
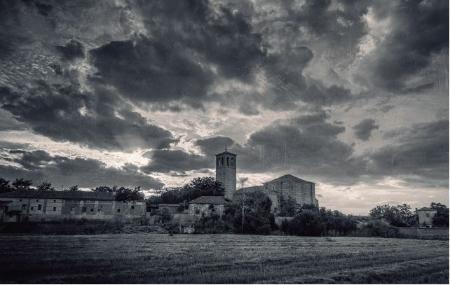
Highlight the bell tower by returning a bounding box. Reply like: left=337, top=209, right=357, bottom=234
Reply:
left=216, top=149, right=236, bottom=200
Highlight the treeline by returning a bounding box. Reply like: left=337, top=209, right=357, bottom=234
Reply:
left=147, top=177, right=224, bottom=205
left=369, top=203, right=449, bottom=228
left=0, top=177, right=144, bottom=201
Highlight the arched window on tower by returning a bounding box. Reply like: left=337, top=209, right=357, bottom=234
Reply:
left=221, top=157, right=224, bottom=166
left=227, top=157, right=229, bottom=166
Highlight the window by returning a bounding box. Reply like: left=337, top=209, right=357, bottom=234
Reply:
left=82, top=207, right=87, bottom=213
left=19, top=199, right=22, bottom=202
left=31, top=206, right=34, bottom=211
left=53, top=207, right=56, bottom=211
left=53, top=200, right=56, bottom=203
left=22, top=204, right=26, bottom=210
left=90, top=208, right=94, bottom=212
left=38, top=204, right=42, bottom=211
left=227, top=157, right=229, bottom=166
left=36, top=199, right=39, bottom=202
left=117, top=209, right=121, bottom=213
left=131, top=205, right=135, bottom=210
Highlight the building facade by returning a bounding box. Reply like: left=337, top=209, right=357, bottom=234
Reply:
left=263, top=174, right=318, bottom=212
left=0, top=191, right=146, bottom=222
left=188, top=196, right=226, bottom=217
left=416, top=207, right=437, bottom=228
left=215, top=150, right=236, bottom=200
left=239, top=174, right=319, bottom=215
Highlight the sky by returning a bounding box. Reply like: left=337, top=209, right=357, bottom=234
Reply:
left=0, top=0, right=448, bottom=215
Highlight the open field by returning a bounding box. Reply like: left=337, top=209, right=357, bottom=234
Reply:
left=0, top=234, right=447, bottom=283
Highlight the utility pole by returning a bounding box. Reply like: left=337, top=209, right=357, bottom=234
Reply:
left=241, top=190, right=245, bottom=233
left=239, top=177, right=248, bottom=234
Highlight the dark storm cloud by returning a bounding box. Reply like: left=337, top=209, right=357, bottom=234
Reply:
left=56, top=39, right=84, bottom=61
left=90, top=37, right=214, bottom=108
left=0, top=83, right=175, bottom=151
left=141, top=149, right=210, bottom=174
left=301, top=84, right=352, bottom=107
left=0, top=149, right=164, bottom=189
left=281, top=0, right=369, bottom=44
left=198, top=112, right=364, bottom=185
left=366, top=0, right=448, bottom=92
left=0, top=108, right=26, bottom=131
left=141, top=136, right=237, bottom=174
left=353, top=118, right=379, bottom=141
left=195, top=136, right=235, bottom=156
left=367, top=120, right=448, bottom=186
left=89, top=0, right=265, bottom=109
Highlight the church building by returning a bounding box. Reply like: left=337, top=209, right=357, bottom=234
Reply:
left=214, top=150, right=319, bottom=214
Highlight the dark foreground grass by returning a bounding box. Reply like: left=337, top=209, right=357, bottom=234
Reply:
left=0, top=234, right=447, bottom=283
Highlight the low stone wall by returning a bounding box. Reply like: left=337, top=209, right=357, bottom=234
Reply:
left=397, top=227, right=449, bottom=240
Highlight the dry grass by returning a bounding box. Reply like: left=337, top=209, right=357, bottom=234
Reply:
left=0, top=234, right=447, bottom=283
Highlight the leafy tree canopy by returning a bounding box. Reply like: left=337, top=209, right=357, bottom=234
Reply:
left=431, top=202, right=449, bottom=227
left=37, top=182, right=55, bottom=191
left=369, top=204, right=416, bottom=227
left=146, top=177, right=224, bottom=205
left=12, top=178, right=32, bottom=191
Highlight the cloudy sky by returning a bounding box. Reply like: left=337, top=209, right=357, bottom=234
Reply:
left=0, top=0, right=448, bottom=214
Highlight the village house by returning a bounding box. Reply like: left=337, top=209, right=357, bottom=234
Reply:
left=0, top=190, right=146, bottom=222
left=188, top=196, right=226, bottom=218
left=416, top=207, right=437, bottom=228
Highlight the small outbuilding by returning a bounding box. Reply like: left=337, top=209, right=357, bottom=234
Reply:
left=416, top=207, right=437, bottom=228
left=188, top=196, right=226, bottom=218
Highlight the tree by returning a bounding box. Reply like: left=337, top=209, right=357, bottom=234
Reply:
left=279, top=195, right=298, bottom=217
left=431, top=202, right=449, bottom=227
left=0, top=178, right=12, bottom=193
left=92, top=186, right=114, bottom=193
left=37, top=182, right=55, bottom=191
left=12, top=178, right=32, bottom=191
left=284, top=210, right=324, bottom=236
left=149, top=177, right=225, bottom=205
left=186, top=177, right=225, bottom=199
left=115, top=187, right=145, bottom=201
left=68, top=185, right=79, bottom=191
left=369, top=204, right=415, bottom=227
left=227, top=190, right=274, bottom=234
left=279, top=206, right=356, bottom=236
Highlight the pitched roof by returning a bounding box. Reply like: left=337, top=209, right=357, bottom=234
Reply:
left=238, top=186, right=264, bottom=193
left=215, top=150, right=236, bottom=156
left=266, top=174, right=314, bottom=184
left=0, top=190, right=115, bottom=201
left=416, top=207, right=437, bottom=212
left=189, top=196, right=226, bottom=205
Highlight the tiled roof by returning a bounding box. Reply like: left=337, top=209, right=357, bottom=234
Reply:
left=0, top=190, right=115, bottom=201
left=238, top=186, right=263, bottom=193
left=266, top=174, right=314, bottom=184
left=189, top=195, right=226, bottom=205
left=416, top=207, right=437, bottom=211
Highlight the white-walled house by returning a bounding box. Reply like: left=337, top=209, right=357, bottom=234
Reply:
left=0, top=190, right=146, bottom=222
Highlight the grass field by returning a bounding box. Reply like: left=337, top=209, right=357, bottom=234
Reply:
left=0, top=234, right=447, bottom=283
